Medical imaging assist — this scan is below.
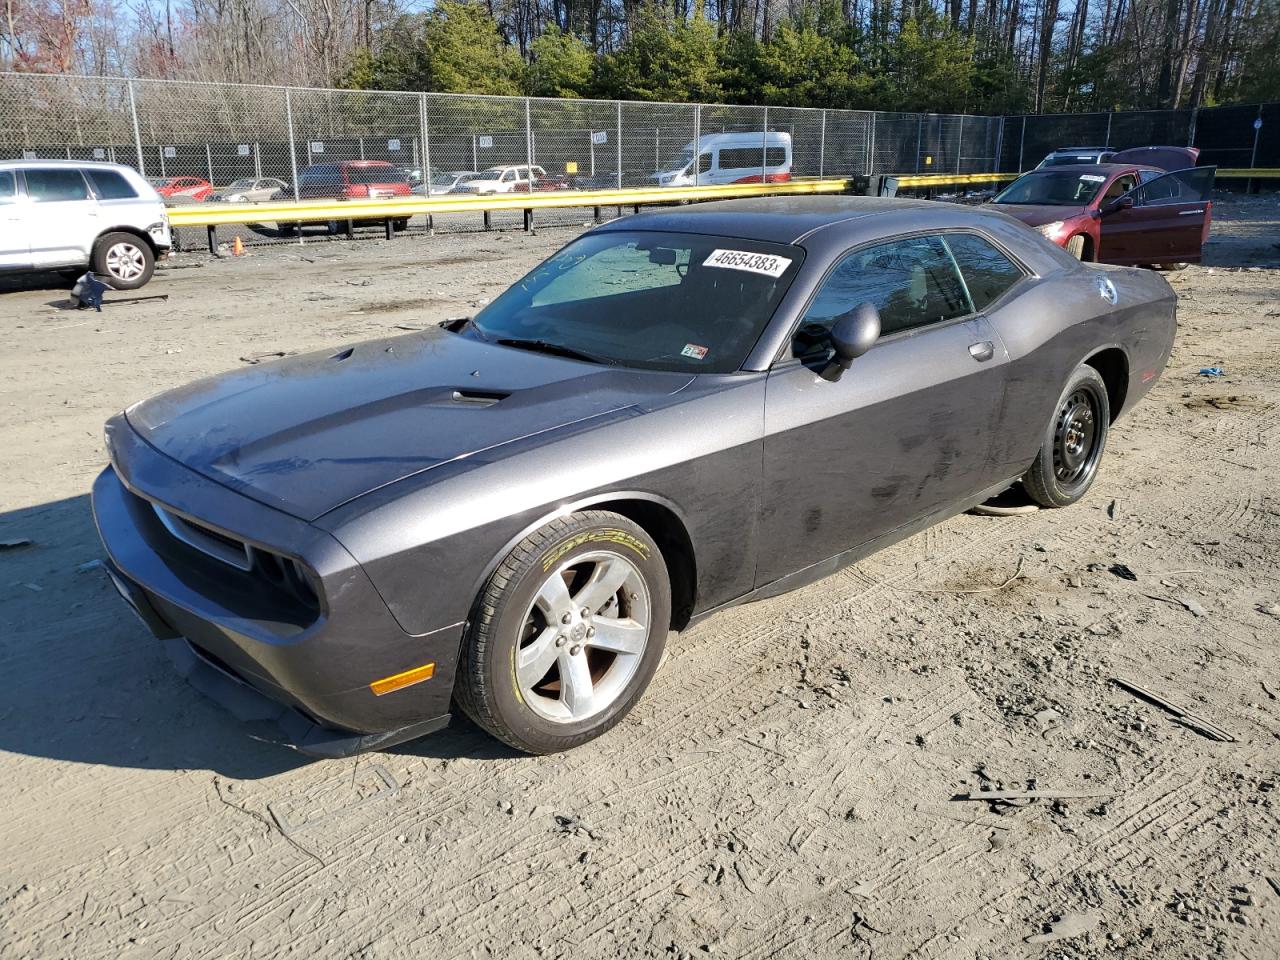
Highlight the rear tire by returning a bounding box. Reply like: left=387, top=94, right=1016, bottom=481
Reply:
left=1022, top=365, right=1111, bottom=508
left=91, top=232, right=154, bottom=289
left=1065, top=235, right=1086, bottom=260
left=455, top=511, right=670, bottom=754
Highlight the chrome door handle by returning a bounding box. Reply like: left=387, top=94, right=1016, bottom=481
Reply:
left=969, top=341, right=995, bottom=362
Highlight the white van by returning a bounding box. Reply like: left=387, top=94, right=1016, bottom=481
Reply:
left=0, top=160, right=170, bottom=289
left=653, top=132, right=793, bottom=187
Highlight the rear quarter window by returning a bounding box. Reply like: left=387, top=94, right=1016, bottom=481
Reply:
left=943, top=233, right=1025, bottom=312
left=0, top=170, right=14, bottom=203
left=85, top=169, right=138, bottom=200
left=25, top=168, right=91, bottom=202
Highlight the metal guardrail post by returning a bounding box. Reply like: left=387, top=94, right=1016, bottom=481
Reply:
left=206, top=143, right=214, bottom=185
left=761, top=105, right=768, bottom=181
left=1105, top=111, right=1112, bottom=147
left=1249, top=104, right=1262, bottom=193
left=915, top=115, right=923, bottom=172
left=956, top=115, right=964, bottom=173
left=419, top=93, right=432, bottom=198
left=525, top=98, right=534, bottom=192
left=868, top=113, right=876, bottom=175
left=1187, top=107, right=1198, bottom=148
left=285, top=89, right=300, bottom=203
left=1017, top=117, right=1026, bottom=172
left=616, top=101, right=623, bottom=189
left=693, top=104, right=701, bottom=187
left=993, top=117, right=1005, bottom=175
left=127, top=80, right=146, bottom=176
left=819, top=110, right=826, bottom=178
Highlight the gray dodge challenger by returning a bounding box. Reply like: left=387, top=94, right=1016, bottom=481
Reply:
left=92, top=196, right=1177, bottom=756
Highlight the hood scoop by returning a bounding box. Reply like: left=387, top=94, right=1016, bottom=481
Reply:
left=444, top=389, right=508, bottom=407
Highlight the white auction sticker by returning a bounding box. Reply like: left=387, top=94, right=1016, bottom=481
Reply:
left=1079, top=174, right=1106, bottom=182
left=703, top=249, right=792, bottom=278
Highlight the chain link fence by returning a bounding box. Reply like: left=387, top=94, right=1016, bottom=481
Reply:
left=1000, top=103, right=1278, bottom=173
left=0, top=72, right=1008, bottom=247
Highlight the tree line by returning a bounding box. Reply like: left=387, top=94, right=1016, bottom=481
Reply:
left=3, top=0, right=1277, bottom=115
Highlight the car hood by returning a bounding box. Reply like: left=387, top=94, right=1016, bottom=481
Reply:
left=989, top=203, right=1090, bottom=227
left=125, top=328, right=694, bottom=521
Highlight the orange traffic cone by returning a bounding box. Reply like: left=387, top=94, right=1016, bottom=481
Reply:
left=232, top=235, right=244, bottom=256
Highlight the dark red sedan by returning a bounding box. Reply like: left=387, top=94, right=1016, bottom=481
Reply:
left=990, top=146, right=1214, bottom=267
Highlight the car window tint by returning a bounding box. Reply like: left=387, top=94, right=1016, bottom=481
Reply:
left=85, top=169, right=137, bottom=200
left=717, top=148, right=758, bottom=169
left=799, top=235, right=971, bottom=344
left=0, top=170, right=14, bottom=203
left=1102, top=174, right=1137, bottom=200
left=26, top=168, right=90, bottom=202
left=697, top=153, right=712, bottom=174
left=943, top=234, right=1024, bottom=312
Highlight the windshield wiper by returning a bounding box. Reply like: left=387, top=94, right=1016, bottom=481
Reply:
left=495, top=338, right=615, bottom=366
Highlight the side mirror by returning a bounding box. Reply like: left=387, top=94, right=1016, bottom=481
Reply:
left=1106, top=195, right=1135, bottom=213
left=820, top=302, right=881, bottom=382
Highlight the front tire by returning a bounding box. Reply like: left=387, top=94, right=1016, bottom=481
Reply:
left=455, top=511, right=670, bottom=754
left=1022, top=365, right=1111, bottom=508
left=92, top=232, right=154, bottom=289
left=1065, top=234, right=1086, bottom=260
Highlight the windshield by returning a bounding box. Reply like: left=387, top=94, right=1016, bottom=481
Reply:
left=467, top=230, right=803, bottom=374
left=993, top=171, right=1108, bottom=206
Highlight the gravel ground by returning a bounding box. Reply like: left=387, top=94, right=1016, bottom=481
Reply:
left=1, top=197, right=1278, bottom=960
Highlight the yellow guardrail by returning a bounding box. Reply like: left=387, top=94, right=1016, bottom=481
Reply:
left=165, top=165, right=1279, bottom=235
left=164, top=177, right=855, bottom=228
left=892, top=172, right=1017, bottom=187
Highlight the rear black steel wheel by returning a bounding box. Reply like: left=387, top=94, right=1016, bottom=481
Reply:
left=1022, top=365, right=1111, bottom=508
left=454, top=510, right=670, bottom=754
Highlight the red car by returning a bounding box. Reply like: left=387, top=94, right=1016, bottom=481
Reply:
left=150, top=176, right=213, bottom=203
left=295, top=161, right=412, bottom=200
left=989, top=146, right=1214, bottom=267
left=282, top=161, right=414, bottom=236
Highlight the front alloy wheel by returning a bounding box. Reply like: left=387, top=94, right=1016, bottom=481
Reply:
left=92, top=231, right=155, bottom=290
left=455, top=510, right=670, bottom=753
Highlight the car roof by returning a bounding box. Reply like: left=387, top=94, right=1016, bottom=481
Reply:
left=597, top=195, right=987, bottom=245
left=1048, top=146, right=1114, bottom=152
left=0, top=158, right=140, bottom=173
left=1020, top=162, right=1156, bottom=175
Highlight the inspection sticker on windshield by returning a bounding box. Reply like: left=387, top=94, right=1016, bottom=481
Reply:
left=1079, top=174, right=1106, bottom=182
left=681, top=343, right=709, bottom=360
left=703, top=249, right=792, bottom=277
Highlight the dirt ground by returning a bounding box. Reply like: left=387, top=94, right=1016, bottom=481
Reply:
left=1, top=197, right=1278, bottom=960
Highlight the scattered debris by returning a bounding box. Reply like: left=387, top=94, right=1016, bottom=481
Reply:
left=970, top=502, right=1040, bottom=517
left=75, top=559, right=103, bottom=573
left=1259, top=603, right=1280, bottom=619
left=1109, top=563, right=1138, bottom=581
left=0, top=538, right=32, bottom=550
left=1197, top=366, right=1225, bottom=376
left=1107, top=499, right=1117, bottom=519
left=240, top=351, right=292, bottom=364
left=1111, top=677, right=1236, bottom=742
left=951, top=788, right=1113, bottom=803
left=1176, top=596, right=1206, bottom=617
left=888, top=556, right=1025, bottom=595
left=1261, top=681, right=1277, bottom=701
left=1025, top=911, right=1101, bottom=944
left=554, top=814, right=602, bottom=841
left=393, top=324, right=426, bottom=331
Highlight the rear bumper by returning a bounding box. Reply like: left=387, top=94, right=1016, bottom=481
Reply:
left=91, top=420, right=464, bottom=754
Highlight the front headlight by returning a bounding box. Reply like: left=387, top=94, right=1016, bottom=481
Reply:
left=1036, top=220, right=1067, bottom=240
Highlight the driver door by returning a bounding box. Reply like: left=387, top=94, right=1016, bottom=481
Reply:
left=757, top=234, right=1010, bottom=585
left=1100, top=167, right=1215, bottom=264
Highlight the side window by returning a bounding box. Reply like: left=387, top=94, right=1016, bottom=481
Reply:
left=765, top=146, right=787, bottom=166
left=697, top=153, right=712, bottom=174
left=1102, top=174, right=1137, bottom=201
left=943, top=233, right=1025, bottom=312
left=717, top=148, right=755, bottom=169
left=797, top=235, right=971, bottom=351
left=501, top=170, right=515, bottom=182
left=25, top=168, right=91, bottom=202
left=84, top=169, right=138, bottom=200
left=0, top=170, right=15, bottom=203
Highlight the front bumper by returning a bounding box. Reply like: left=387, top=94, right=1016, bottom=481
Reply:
left=91, top=421, right=464, bottom=755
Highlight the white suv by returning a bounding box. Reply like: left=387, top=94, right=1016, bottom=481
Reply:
left=0, top=160, right=171, bottom=289
left=450, top=164, right=549, bottom=195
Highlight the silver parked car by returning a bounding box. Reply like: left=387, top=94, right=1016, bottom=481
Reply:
left=0, top=160, right=171, bottom=289
left=209, top=177, right=290, bottom=202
